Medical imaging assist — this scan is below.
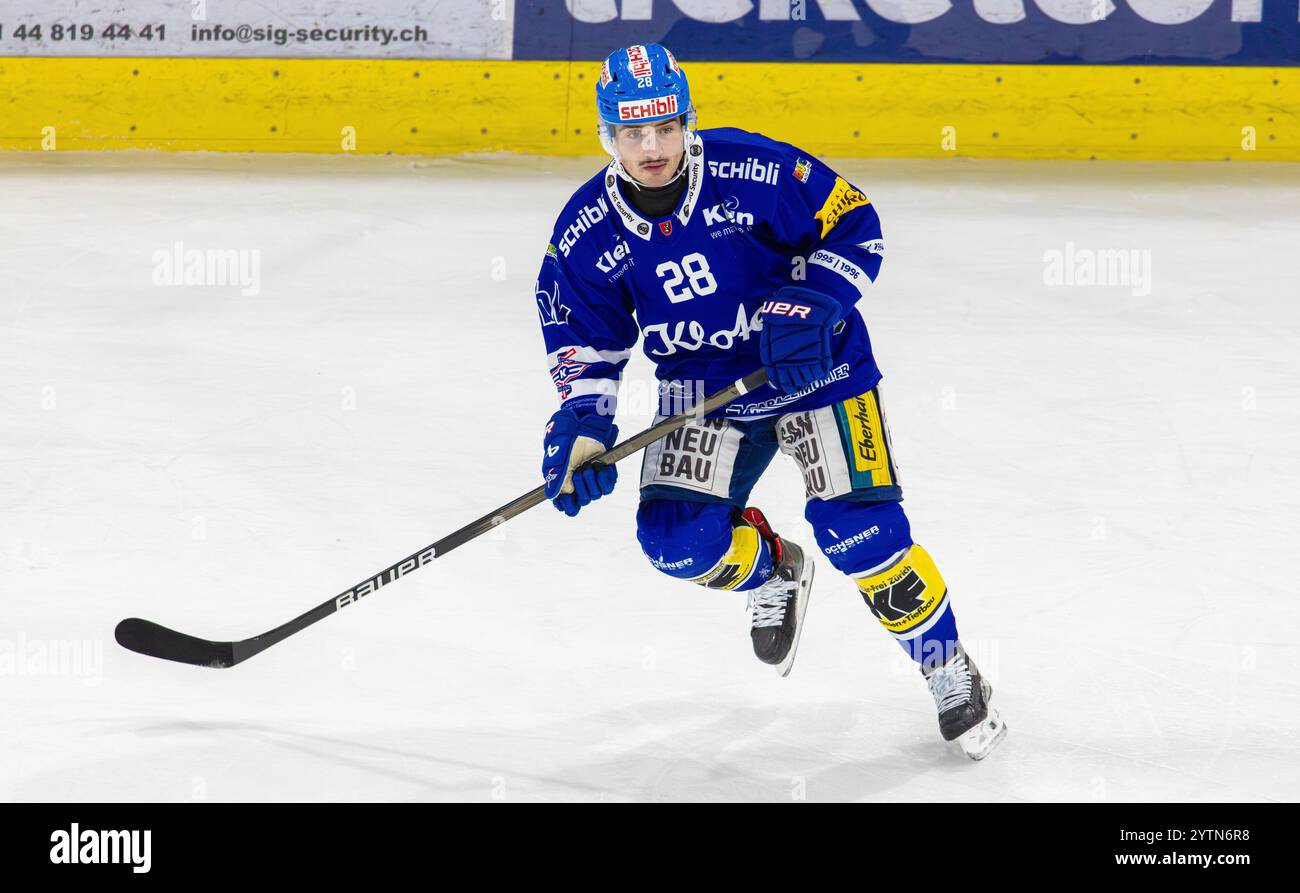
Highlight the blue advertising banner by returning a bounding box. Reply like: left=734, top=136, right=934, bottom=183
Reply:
left=512, top=0, right=1300, bottom=65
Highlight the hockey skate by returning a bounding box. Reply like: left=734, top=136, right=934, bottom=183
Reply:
left=741, top=508, right=815, bottom=677
left=923, top=642, right=1007, bottom=761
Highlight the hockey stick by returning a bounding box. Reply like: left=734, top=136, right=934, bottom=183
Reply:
left=114, top=369, right=770, bottom=668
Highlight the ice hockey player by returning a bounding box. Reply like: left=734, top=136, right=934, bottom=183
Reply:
left=534, top=44, right=1006, bottom=760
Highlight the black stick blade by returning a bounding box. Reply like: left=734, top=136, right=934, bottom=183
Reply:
left=115, top=618, right=237, bottom=668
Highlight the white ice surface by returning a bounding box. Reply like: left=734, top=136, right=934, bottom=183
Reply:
left=2, top=151, right=1298, bottom=802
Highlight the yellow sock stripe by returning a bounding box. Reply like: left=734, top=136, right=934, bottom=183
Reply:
left=689, top=524, right=761, bottom=591
left=853, top=543, right=946, bottom=636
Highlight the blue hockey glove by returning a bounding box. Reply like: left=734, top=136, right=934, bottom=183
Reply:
left=758, top=286, right=842, bottom=395
left=542, top=406, right=619, bottom=517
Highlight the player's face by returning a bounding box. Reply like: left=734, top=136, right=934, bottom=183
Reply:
left=614, top=119, right=686, bottom=187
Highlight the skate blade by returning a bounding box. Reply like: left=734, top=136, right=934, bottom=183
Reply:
left=775, top=560, right=815, bottom=678
left=954, top=705, right=1007, bottom=761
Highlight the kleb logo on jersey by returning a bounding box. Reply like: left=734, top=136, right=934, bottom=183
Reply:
left=642, top=302, right=765, bottom=357
left=595, top=238, right=632, bottom=274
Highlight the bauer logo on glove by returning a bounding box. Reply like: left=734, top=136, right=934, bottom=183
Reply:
left=758, top=300, right=814, bottom=319
left=758, top=285, right=843, bottom=395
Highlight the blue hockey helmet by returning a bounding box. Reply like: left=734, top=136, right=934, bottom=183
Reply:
left=595, top=45, right=695, bottom=154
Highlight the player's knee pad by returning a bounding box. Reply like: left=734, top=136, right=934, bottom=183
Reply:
left=636, top=499, right=771, bottom=591
left=808, top=498, right=956, bottom=660
left=808, top=497, right=953, bottom=645
left=806, top=497, right=913, bottom=576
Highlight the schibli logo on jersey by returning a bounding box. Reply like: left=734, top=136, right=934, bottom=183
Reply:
left=559, top=196, right=609, bottom=256
left=618, top=94, right=678, bottom=121
left=336, top=547, right=437, bottom=609
left=707, top=157, right=779, bottom=185
left=595, top=238, right=631, bottom=274
left=759, top=299, right=812, bottom=319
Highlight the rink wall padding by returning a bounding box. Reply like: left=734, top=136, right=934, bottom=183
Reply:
left=1, top=57, right=1296, bottom=161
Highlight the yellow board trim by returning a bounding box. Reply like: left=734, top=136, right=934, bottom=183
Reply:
left=1, top=57, right=1296, bottom=160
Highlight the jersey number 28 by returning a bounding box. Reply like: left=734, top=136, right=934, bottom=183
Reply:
left=656, top=252, right=718, bottom=303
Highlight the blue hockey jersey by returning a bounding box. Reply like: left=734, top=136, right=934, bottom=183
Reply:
left=535, top=127, right=885, bottom=419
